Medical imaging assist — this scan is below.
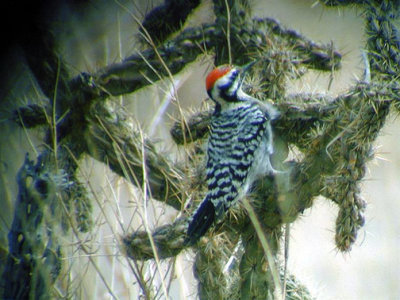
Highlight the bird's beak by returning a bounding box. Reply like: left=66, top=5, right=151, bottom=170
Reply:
left=239, top=60, right=257, bottom=86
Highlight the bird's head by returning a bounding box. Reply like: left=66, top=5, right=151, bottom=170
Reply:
left=205, top=61, right=256, bottom=108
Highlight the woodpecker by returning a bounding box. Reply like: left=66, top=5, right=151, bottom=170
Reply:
left=186, top=62, right=279, bottom=245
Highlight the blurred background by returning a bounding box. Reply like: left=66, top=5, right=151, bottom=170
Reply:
left=1, top=0, right=399, bottom=299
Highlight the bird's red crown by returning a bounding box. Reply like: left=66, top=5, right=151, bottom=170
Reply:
left=205, top=65, right=232, bottom=92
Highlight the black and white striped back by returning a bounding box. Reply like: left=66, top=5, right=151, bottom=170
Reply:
left=186, top=101, right=274, bottom=244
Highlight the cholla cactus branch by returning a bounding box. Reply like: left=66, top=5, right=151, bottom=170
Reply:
left=85, top=101, right=186, bottom=211
left=92, top=16, right=340, bottom=98
left=2, top=154, right=64, bottom=299
left=239, top=229, right=279, bottom=300
left=364, top=1, right=400, bottom=79
left=140, top=0, right=202, bottom=44
left=171, top=81, right=399, bottom=146
left=170, top=110, right=213, bottom=145
left=122, top=217, right=188, bottom=260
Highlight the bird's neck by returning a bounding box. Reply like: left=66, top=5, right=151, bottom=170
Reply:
left=213, top=89, right=253, bottom=112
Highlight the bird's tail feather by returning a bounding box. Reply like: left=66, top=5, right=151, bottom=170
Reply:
left=185, top=198, right=215, bottom=245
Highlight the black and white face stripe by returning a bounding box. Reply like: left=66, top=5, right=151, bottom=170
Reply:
left=209, top=68, right=243, bottom=104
